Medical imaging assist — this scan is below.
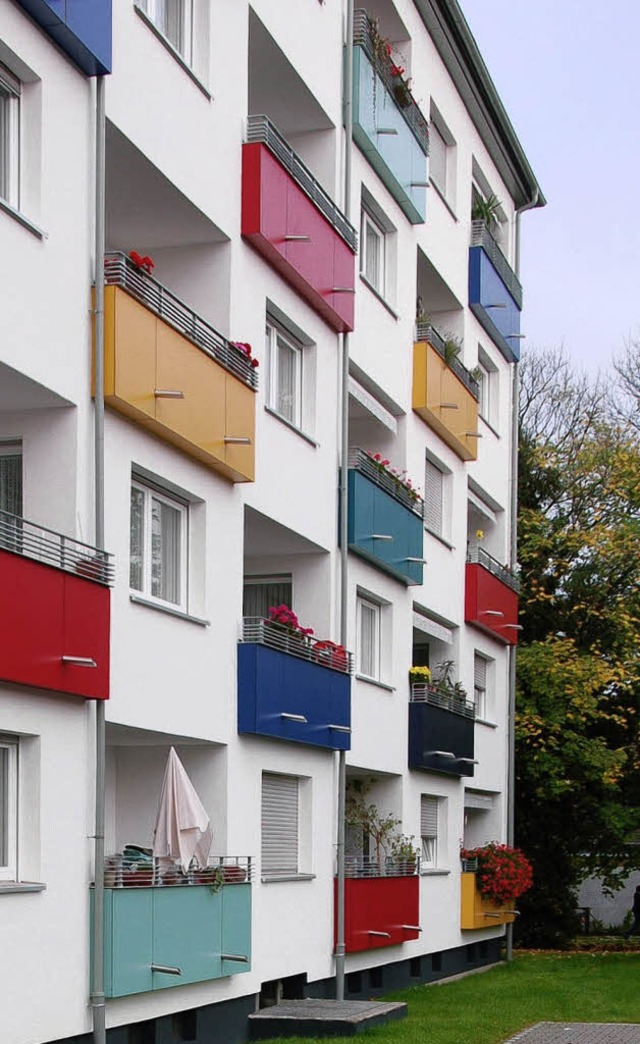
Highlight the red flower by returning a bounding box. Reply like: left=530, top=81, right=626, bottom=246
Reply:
left=129, top=250, right=155, bottom=274
left=231, top=341, right=259, bottom=369
left=384, top=41, right=392, bottom=57
left=390, top=64, right=405, bottom=77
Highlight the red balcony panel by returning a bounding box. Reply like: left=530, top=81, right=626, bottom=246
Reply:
left=334, top=876, right=420, bottom=953
left=0, top=549, right=110, bottom=698
left=242, top=142, right=355, bottom=333
left=465, top=562, right=519, bottom=645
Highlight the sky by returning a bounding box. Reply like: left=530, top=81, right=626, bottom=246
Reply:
left=459, top=0, right=640, bottom=375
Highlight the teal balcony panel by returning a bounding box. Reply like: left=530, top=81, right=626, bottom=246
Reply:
left=222, top=883, right=252, bottom=976
left=352, top=46, right=427, bottom=224
left=346, top=469, right=424, bottom=586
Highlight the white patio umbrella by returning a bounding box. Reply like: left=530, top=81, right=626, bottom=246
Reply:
left=152, top=747, right=213, bottom=872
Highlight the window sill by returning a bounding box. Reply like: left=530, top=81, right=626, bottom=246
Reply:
left=359, top=274, right=399, bottom=319
left=0, top=198, right=47, bottom=240
left=429, top=179, right=458, bottom=222
left=264, top=406, right=318, bottom=447
left=134, top=5, right=212, bottom=99
left=0, top=881, right=46, bottom=894
left=355, top=674, right=395, bottom=693
left=420, top=869, right=451, bottom=877
left=479, top=415, right=500, bottom=439
left=475, top=717, right=498, bottom=729
left=424, top=528, right=455, bottom=551
left=129, top=593, right=210, bottom=626
left=261, top=874, right=316, bottom=884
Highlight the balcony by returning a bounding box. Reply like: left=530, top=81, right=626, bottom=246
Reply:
left=469, top=221, right=523, bottom=363
left=408, top=683, right=476, bottom=777
left=14, top=0, right=111, bottom=75
left=242, top=116, right=357, bottom=333
left=0, top=510, right=112, bottom=699
left=460, top=870, right=516, bottom=930
left=346, top=449, right=425, bottom=586
left=413, top=327, right=480, bottom=462
left=335, top=862, right=421, bottom=953
left=352, top=10, right=429, bottom=224
left=98, top=253, right=256, bottom=483
left=465, top=548, right=520, bottom=645
left=95, top=857, right=252, bottom=998
left=237, top=618, right=352, bottom=751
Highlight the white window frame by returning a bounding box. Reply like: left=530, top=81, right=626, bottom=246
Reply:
left=0, top=736, right=18, bottom=882
left=138, top=0, right=193, bottom=63
left=477, top=347, right=499, bottom=430
left=357, top=596, right=381, bottom=681
left=429, top=104, right=456, bottom=208
left=243, top=574, right=293, bottom=619
left=424, top=456, right=450, bottom=541
left=0, top=64, right=20, bottom=210
left=360, top=207, right=386, bottom=296
left=266, top=321, right=304, bottom=431
left=420, top=795, right=439, bottom=871
left=261, top=773, right=299, bottom=880
left=130, top=479, right=188, bottom=611
left=474, top=653, right=493, bottom=721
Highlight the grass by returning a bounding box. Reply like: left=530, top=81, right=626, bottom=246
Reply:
left=256, top=951, right=640, bottom=1044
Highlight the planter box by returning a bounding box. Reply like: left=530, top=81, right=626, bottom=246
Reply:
left=335, top=875, right=420, bottom=953
left=460, top=872, right=516, bottom=930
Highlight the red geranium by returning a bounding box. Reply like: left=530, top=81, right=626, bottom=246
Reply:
left=231, top=341, right=260, bottom=369
left=460, top=842, right=533, bottom=906
left=129, top=250, right=155, bottom=274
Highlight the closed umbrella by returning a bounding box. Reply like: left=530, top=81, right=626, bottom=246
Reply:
left=152, top=747, right=213, bottom=872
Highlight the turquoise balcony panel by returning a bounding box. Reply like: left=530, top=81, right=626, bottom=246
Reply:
left=346, top=463, right=424, bottom=586
left=352, top=46, right=427, bottom=224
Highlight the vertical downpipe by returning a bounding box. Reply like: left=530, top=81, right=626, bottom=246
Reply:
left=335, top=0, right=354, bottom=1003
left=91, top=73, right=107, bottom=1044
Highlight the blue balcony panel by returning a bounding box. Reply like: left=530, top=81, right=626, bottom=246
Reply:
left=408, top=700, right=475, bottom=777
left=353, top=46, right=427, bottom=224
left=347, top=469, right=424, bottom=586
left=15, top=0, right=112, bottom=75
left=468, top=246, right=521, bottom=363
left=237, top=643, right=351, bottom=751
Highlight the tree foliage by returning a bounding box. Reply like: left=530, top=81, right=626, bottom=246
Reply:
left=515, top=347, right=640, bottom=947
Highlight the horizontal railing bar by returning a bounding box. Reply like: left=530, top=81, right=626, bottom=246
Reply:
left=467, top=546, right=520, bottom=593
left=240, top=617, right=353, bottom=675
left=348, top=448, right=424, bottom=517
left=410, top=682, right=475, bottom=718
left=0, top=509, right=114, bottom=586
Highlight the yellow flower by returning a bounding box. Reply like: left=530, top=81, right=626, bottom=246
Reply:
left=476, top=529, right=484, bottom=541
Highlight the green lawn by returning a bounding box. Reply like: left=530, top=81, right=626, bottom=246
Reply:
left=256, top=951, right=640, bottom=1044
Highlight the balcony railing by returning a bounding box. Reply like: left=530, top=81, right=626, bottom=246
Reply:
left=415, top=322, right=480, bottom=400
left=240, top=617, right=353, bottom=675
left=470, top=220, right=523, bottom=308
left=349, top=448, right=424, bottom=518
left=0, top=508, right=114, bottom=586
left=103, top=253, right=258, bottom=390
left=410, top=682, right=475, bottom=719
left=467, top=546, right=520, bottom=594
left=245, top=115, right=357, bottom=252
left=353, top=9, right=429, bottom=156
left=343, top=855, right=420, bottom=879
left=100, top=852, right=252, bottom=888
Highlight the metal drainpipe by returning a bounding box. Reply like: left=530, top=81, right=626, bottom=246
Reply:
left=505, top=188, right=538, bottom=962
left=335, top=0, right=354, bottom=1003
left=91, top=72, right=107, bottom=1044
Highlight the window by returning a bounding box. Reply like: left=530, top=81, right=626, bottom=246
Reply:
left=424, top=458, right=445, bottom=538
left=266, top=321, right=303, bottom=429
left=476, top=348, right=498, bottom=429
left=0, top=442, right=22, bottom=516
left=0, top=65, right=20, bottom=208
left=243, top=575, right=293, bottom=619
left=261, top=773, right=299, bottom=879
left=361, top=208, right=385, bottom=295
left=420, top=795, right=438, bottom=869
left=429, top=105, right=456, bottom=207
left=357, top=597, right=380, bottom=680
left=130, top=480, right=188, bottom=610
left=474, top=654, right=492, bottom=720
left=138, top=0, right=193, bottom=60
left=0, top=736, right=18, bottom=881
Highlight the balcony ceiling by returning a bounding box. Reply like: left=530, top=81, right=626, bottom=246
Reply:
left=244, top=506, right=327, bottom=558
left=0, top=361, right=72, bottom=412
left=105, top=723, right=223, bottom=747
left=417, top=248, right=463, bottom=315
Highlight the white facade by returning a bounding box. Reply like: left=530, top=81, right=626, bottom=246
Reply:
left=0, top=1, right=542, bottom=1042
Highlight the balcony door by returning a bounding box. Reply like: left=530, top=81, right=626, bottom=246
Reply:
left=0, top=443, right=22, bottom=552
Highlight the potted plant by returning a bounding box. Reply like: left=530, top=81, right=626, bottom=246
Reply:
left=460, top=842, right=533, bottom=905
left=345, top=778, right=401, bottom=875
left=471, top=193, right=502, bottom=229
left=388, top=834, right=419, bottom=876
left=431, top=660, right=468, bottom=706
left=267, top=604, right=314, bottom=655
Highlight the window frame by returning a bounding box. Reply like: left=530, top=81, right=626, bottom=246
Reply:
left=265, top=320, right=304, bottom=431
left=424, top=456, right=449, bottom=540
left=243, top=574, right=293, bottom=620
left=474, top=653, right=492, bottom=721
left=428, top=104, right=456, bottom=209
left=138, top=0, right=194, bottom=63
left=129, top=479, right=189, bottom=612
left=261, top=772, right=300, bottom=880
left=360, top=207, right=386, bottom=296
left=420, top=795, right=439, bottom=871
left=357, top=596, right=381, bottom=681
left=0, top=64, right=21, bottom=210
left=0, top=735, right=18, bottom=882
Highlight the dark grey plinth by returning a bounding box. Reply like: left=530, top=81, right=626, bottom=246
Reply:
left=505, top=1024, right=640, bottom=1044
left=248, top=999, right=407, bottom=1039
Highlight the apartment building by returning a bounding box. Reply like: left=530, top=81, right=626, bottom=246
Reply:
left=0, top=1, right=543, bottom=1042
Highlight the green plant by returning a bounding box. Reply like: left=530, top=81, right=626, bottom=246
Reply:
left=443, top=336, right=462, bottom=365
left=471, top=192, right=502, bottom=227
left=431, top=660, right=468, bottom=702
left=345, top=779, right=401, bottom=868
left=390, top=834, right=419, bottom=863
left=409, top=665, right=431, bottom=684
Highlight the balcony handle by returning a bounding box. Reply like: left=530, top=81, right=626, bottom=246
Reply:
left=423, top=750, right=456, bottom=759
left=368, top=930, right=391, bottom=938
left=402, top=557, right=428, bottom=564
left=483, top=913, right=503, bottom=919
left=224, top=437, right=252, bottom=445
left=151, top=964, right=182, bottom=975
left=410, top=181, right=430, bottom=188
left=281, top=713, right=308, bottom=724
left=331, top=287, right=356, bottom=293
left=438, top=403, right=459, bottom=409
left=456, top=758, right=479, bottom=765
left=481, top=610, right=504, bottom=617
left=376, top=128, right=398, bottom=135
left=154, top=389, right=185, bottom=399
left=462, top=432, right=482, bottom=438
left=328, top=724, right=352, bottom=733
left=368, top=534, right=393, bottom=541
left=221, top=953, right=250, bottom=963
left=62, top=656, right=97, bottom=668
left=401, top=925, right=422, bottom=932
left=284, top=235, right=311, bottom=241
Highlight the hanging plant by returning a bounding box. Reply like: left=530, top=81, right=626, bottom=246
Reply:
left=460, top=842, right=533, bottom=905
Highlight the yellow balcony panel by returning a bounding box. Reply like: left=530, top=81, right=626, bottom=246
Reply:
left=460, top=872, right=516, bottom=930
left=98, top=285, right=256, bottom=484
left=412, top=340, right=478, bottom=462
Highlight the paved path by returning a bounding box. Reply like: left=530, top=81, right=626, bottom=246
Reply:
left=505, top=1024, right=640, bottom=1043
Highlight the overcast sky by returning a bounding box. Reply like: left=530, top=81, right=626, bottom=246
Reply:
left=460, top=0, right=640, bottom=375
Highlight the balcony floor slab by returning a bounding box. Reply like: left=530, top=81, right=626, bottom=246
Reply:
left=248, top=999, right=407, bottom=1039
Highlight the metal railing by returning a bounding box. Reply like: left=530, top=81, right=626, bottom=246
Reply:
left=0, top=508, right=114, bottom=586
left=101, top=853, right=252, bottom=888
left=467, top=546, right=520, bottom=594
left=343, top=855, right=420, bottom=879
left=415, top=322, right=480, bottom=400
left=410, top=682, right=475, bottom=719
left=103, top=253, right=258, bottom=390
left=470, top=220, right=523, bottom=309
left=353, top=9, right=430, bottom=156
left=246, top=115, right=358, bottom=252
left=349, top=448, right=424, bottom=517
left=241, top=617, right=353, bottom=675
